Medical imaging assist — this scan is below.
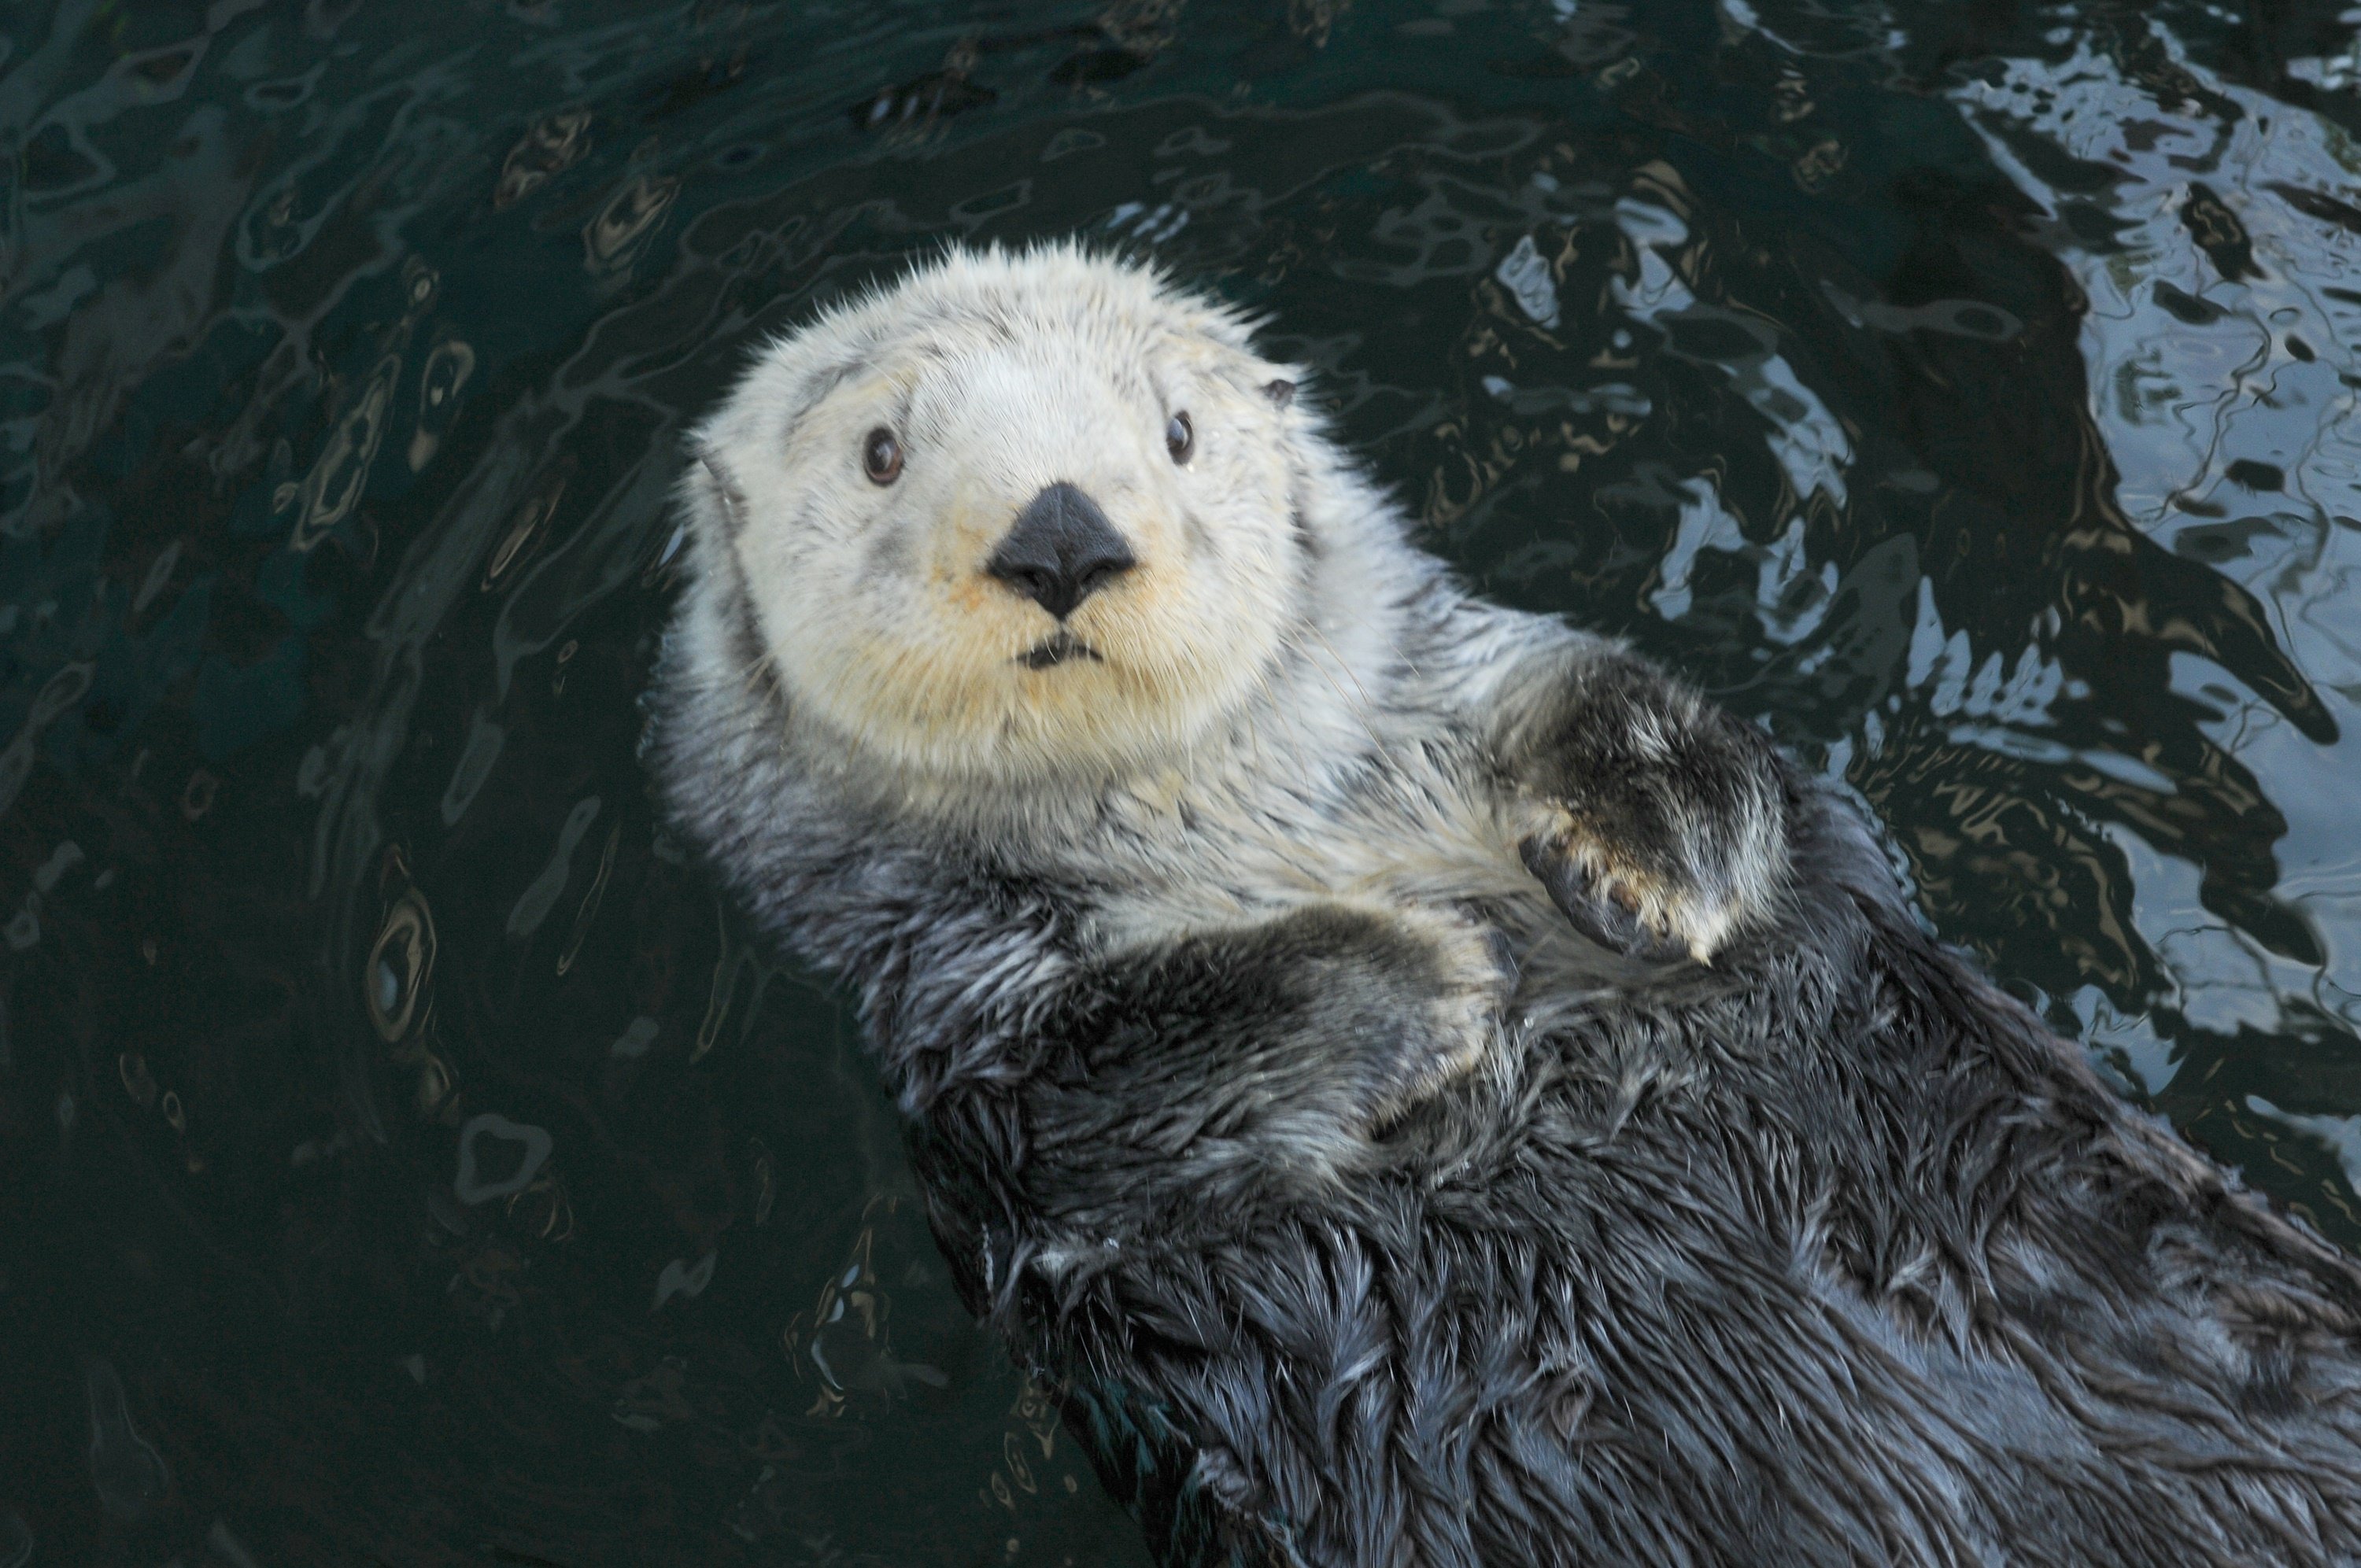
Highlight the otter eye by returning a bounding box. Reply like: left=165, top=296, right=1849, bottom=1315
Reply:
left=862, top=427, right=902, bottom=485
left=1165, top=411, right=1194, bottom=465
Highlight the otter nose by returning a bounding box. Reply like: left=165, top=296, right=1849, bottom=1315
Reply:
left=985, top=482, right=1136, bottom=621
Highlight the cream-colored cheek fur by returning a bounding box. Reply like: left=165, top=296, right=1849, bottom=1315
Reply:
left=713, top=306, right=1300, bottom=786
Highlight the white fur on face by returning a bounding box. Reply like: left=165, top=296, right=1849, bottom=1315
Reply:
left=693, top=245, right=1306, bottom=787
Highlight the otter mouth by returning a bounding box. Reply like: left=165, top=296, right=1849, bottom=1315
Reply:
left=1017, top=630, right=1102, bottom=670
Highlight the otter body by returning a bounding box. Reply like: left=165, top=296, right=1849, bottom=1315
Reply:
left=652, top=248, right=2361, bottom=1566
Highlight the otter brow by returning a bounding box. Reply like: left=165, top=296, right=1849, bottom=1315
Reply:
left=778, top=358, right=863, bottom=449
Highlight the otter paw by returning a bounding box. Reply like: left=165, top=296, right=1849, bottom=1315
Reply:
left=1517, top=828, right=1692, bottom=963
left=1352, top=908, right=1513, bottom=1130
left=1517, top=807, right=1767, bottom=965
left=1493, top=647, right=1790, bottom=965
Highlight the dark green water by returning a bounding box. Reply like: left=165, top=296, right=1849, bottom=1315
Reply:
left=5, top=0, right=2361, bottom=1560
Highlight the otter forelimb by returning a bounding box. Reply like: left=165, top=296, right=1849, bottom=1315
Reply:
left=1014, top=902, right=1507, bottom=1221
left=1488, top=640, right=1790, bottom=965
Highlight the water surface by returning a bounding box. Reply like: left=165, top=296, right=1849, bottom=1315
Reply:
left=6, top=0, right=2361, bottom=1561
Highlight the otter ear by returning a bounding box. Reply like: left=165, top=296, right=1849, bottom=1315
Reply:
left=696, top=448, right=753, bottom=537
left=1262, top=378, right=1296, bottom=409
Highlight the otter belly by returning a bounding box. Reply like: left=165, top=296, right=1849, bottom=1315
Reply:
left=915, top=809, right=2361, bottom=1568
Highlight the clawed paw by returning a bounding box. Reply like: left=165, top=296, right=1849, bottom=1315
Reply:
left=1358, top=907, right=1513, bottom=1129
left=1517, top=819, right=1745, bottom=966
left=1491, top=644, right=1790, bottom=968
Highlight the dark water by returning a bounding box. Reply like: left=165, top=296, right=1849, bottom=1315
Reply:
left=4, top=0, right=2361, bottom=1560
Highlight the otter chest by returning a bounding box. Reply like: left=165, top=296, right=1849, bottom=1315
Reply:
left=1079, top=746, right=1552, bottom=956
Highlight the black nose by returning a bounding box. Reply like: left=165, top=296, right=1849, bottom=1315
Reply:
left=985, top=482, right=1136, bottom=621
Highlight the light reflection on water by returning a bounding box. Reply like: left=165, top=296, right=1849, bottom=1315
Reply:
left=3, top=0, right=2360, bottom=1561
left=1938, top=14, right=2361, bottom=1168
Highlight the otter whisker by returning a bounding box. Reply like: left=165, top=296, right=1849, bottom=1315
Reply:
left=1307, top=616, right=1387, bottom=720
left=738, top=645, right=781, bottom=703
left=1300, top=621, right=1389, bottom=755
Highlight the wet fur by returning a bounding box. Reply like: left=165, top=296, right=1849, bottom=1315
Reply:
left=650, top=246, right=2361, bottom=1566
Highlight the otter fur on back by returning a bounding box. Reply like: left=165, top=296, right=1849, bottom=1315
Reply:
left=650, top=244, right=2361, bottom=1566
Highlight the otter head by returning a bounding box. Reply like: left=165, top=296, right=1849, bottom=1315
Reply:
left=689, top=245, right=1307, bottom=790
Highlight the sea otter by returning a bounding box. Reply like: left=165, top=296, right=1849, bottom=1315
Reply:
left=649, top=244, right=2361, bottom=1566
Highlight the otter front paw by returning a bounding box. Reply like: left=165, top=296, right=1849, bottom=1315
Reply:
left=1348, top=907, right=1513, bottom=1130
left=1500, top=653, right=1788, bottom=965
left=1517, top=816, right=1759, bottom=965
left=1032, top=903, right=1512, bottom=1204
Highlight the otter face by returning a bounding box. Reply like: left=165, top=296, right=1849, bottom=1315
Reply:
left=691, top=246, right=1306, bottom=787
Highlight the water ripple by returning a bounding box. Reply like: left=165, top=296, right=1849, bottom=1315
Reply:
left=6, top=0, right=2361, bottom=1559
